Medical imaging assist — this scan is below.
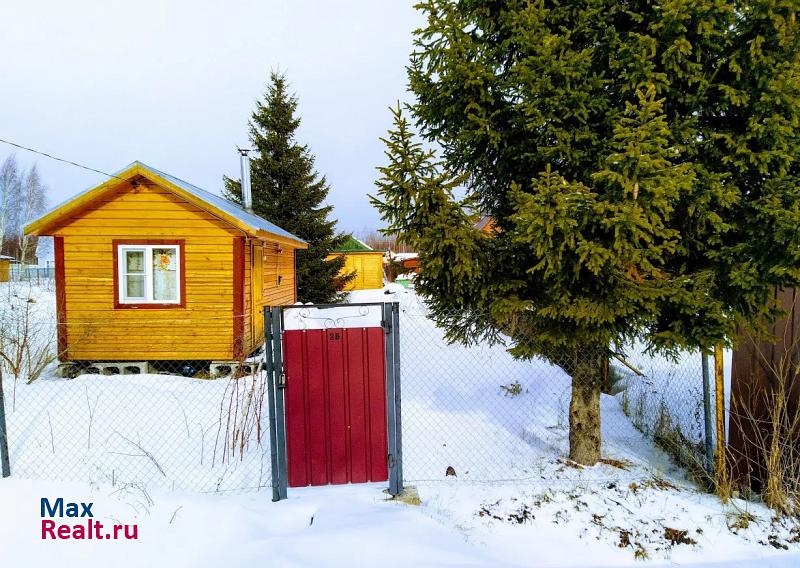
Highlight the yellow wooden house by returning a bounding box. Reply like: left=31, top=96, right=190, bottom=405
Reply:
left=0, top=255, right=13, bottom=282
left=328, top=237, right=385, bottom=291
left=24, top=161, right=307, bottom=364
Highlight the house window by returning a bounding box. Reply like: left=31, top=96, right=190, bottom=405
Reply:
left=115, top=242, right=183, bottom=306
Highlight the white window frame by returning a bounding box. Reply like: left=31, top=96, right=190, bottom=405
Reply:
left=117, top=244, right=181, bottom=305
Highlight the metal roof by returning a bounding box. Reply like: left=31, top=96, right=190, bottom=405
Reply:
left=474, top=215, right=494, bottom=231
left=27, top=161, right=306, bottom=245
left=133, top=162, right=307, bottom=244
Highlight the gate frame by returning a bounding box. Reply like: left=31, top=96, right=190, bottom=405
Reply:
left=264, top=302, right=403, bottom=501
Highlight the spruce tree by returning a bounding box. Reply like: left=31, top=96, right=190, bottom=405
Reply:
left=374, top=2, right=800, bottom=464
left=225, top=71, right=352, bottom=303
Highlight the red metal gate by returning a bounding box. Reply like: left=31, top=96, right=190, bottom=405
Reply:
left=283, top=326, right=389, bottom=487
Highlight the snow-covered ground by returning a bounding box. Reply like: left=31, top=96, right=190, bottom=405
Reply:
left=1, top=281, right=799, bottom=566
left=0, top=478, right=495, bottom=568
left=1, top=477, right=798, bottom=568
left=0, top=281, right=270, bottom=491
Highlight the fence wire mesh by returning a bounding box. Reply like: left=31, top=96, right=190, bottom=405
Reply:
left=1, top=280, right=717, bottom=493
left=8, top=265, right=55, bottom=284
left=0, top=281, right=272, bottom=493
left=396, top=294, right=714, bottom=486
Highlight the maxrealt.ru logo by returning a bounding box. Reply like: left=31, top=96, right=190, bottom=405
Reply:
left=40, top=498, right=138, bottom=540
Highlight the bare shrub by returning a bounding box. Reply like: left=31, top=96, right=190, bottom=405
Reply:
left=213, top=361, right=268, bottom=465
left=0, top=282, right=58, bottom=385
left=357, top=229, right=415, bottom=253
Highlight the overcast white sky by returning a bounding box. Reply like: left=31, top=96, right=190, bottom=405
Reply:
left=0, top=0, right=422, bottom=232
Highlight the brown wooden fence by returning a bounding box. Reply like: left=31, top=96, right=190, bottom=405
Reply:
left=729, top=287, right=800, bottom=490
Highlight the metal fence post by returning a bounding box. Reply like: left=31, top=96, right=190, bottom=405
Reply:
left=714, top=344, right=728, bottom=495
left=384, top=303, right=401, bottom=495
left=264, top=307, right=281, bottom=502
left=0, top=374, right=10, bottom=478
left=391, top=302, right=403, bottom=491
left=271, top=306, right=288, bottom=500
left=701, top=352, right=714, bottom=481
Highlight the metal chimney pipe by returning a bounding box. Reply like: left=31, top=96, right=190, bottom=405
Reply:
left=238, top=148, right=253, bottom=214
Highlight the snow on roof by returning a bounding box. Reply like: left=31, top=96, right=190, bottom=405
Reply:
left=0, top=254, right=14, bottom=260
left=389, top=252, right=418, bottom=260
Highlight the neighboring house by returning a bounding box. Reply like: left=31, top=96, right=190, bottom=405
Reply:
left=474, top=214, right=497, bottom=233
left=391, top=252, right=420, bottom=275
left=35, top=235, right=54, bottom=268
left=328, top=236, right=384, bottom=290
left=0, top=254, right=12, bottom=282
left=23, top=161, right=307, bottom=364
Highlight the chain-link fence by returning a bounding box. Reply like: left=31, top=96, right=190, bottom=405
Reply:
left=397, top=293, right=716, bottom=486
left=1, top=281, right=718, bottom=493
left=0, top=282, right=271, bottom=492
left=8, top=264, right=55, bottom=284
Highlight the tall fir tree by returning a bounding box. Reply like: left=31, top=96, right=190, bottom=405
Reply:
left=225, top=72, right=352, bottom=303
left=373, top=1, right=800, bottom=465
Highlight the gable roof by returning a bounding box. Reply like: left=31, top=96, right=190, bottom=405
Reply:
left=24, top=161, right=307, bottom=248
left=333, top=236, right=384, bottom=253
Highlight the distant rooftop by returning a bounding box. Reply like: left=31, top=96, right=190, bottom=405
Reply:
left=474, top=215, right=494, bottom=231
left=334, top=236, right=384, bottom=253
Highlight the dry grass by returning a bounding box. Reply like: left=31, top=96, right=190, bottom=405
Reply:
left=600, top=457, right=632, bottom=470
left=729, top=298, right=800, bottom=518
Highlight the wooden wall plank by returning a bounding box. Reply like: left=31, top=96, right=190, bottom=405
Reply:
left=60, top=184, right=238, bottom=361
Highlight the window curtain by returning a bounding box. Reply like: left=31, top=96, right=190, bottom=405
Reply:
left=152, top=248, right=177, bottom=301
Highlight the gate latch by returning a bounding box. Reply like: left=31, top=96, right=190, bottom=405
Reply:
left=278, top=371, right=286, bottom=389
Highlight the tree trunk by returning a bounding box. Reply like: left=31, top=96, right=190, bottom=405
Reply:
left=569, top=348, right=602, bottom=465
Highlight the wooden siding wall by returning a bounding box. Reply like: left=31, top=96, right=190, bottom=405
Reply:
left=243, top=244, right=295, bottom=352
left=263, top=245, right=295, bottom=305
left=331, top=253, right=384, bottom=291
left=56, top=182, right=238, bottom=361
left=243, top=242, right=252, bottom=355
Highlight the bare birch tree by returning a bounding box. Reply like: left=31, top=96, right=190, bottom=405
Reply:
left=0, top=156, right=22, bottom=256
left=16, top=165, right=47, bottom=265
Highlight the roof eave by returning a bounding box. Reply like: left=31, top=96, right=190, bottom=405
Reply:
left=24, top=166, right=139, bottom=236
left=255, top=230, right=308, bottom=249
left=24, top=162, right=308, bottom=249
